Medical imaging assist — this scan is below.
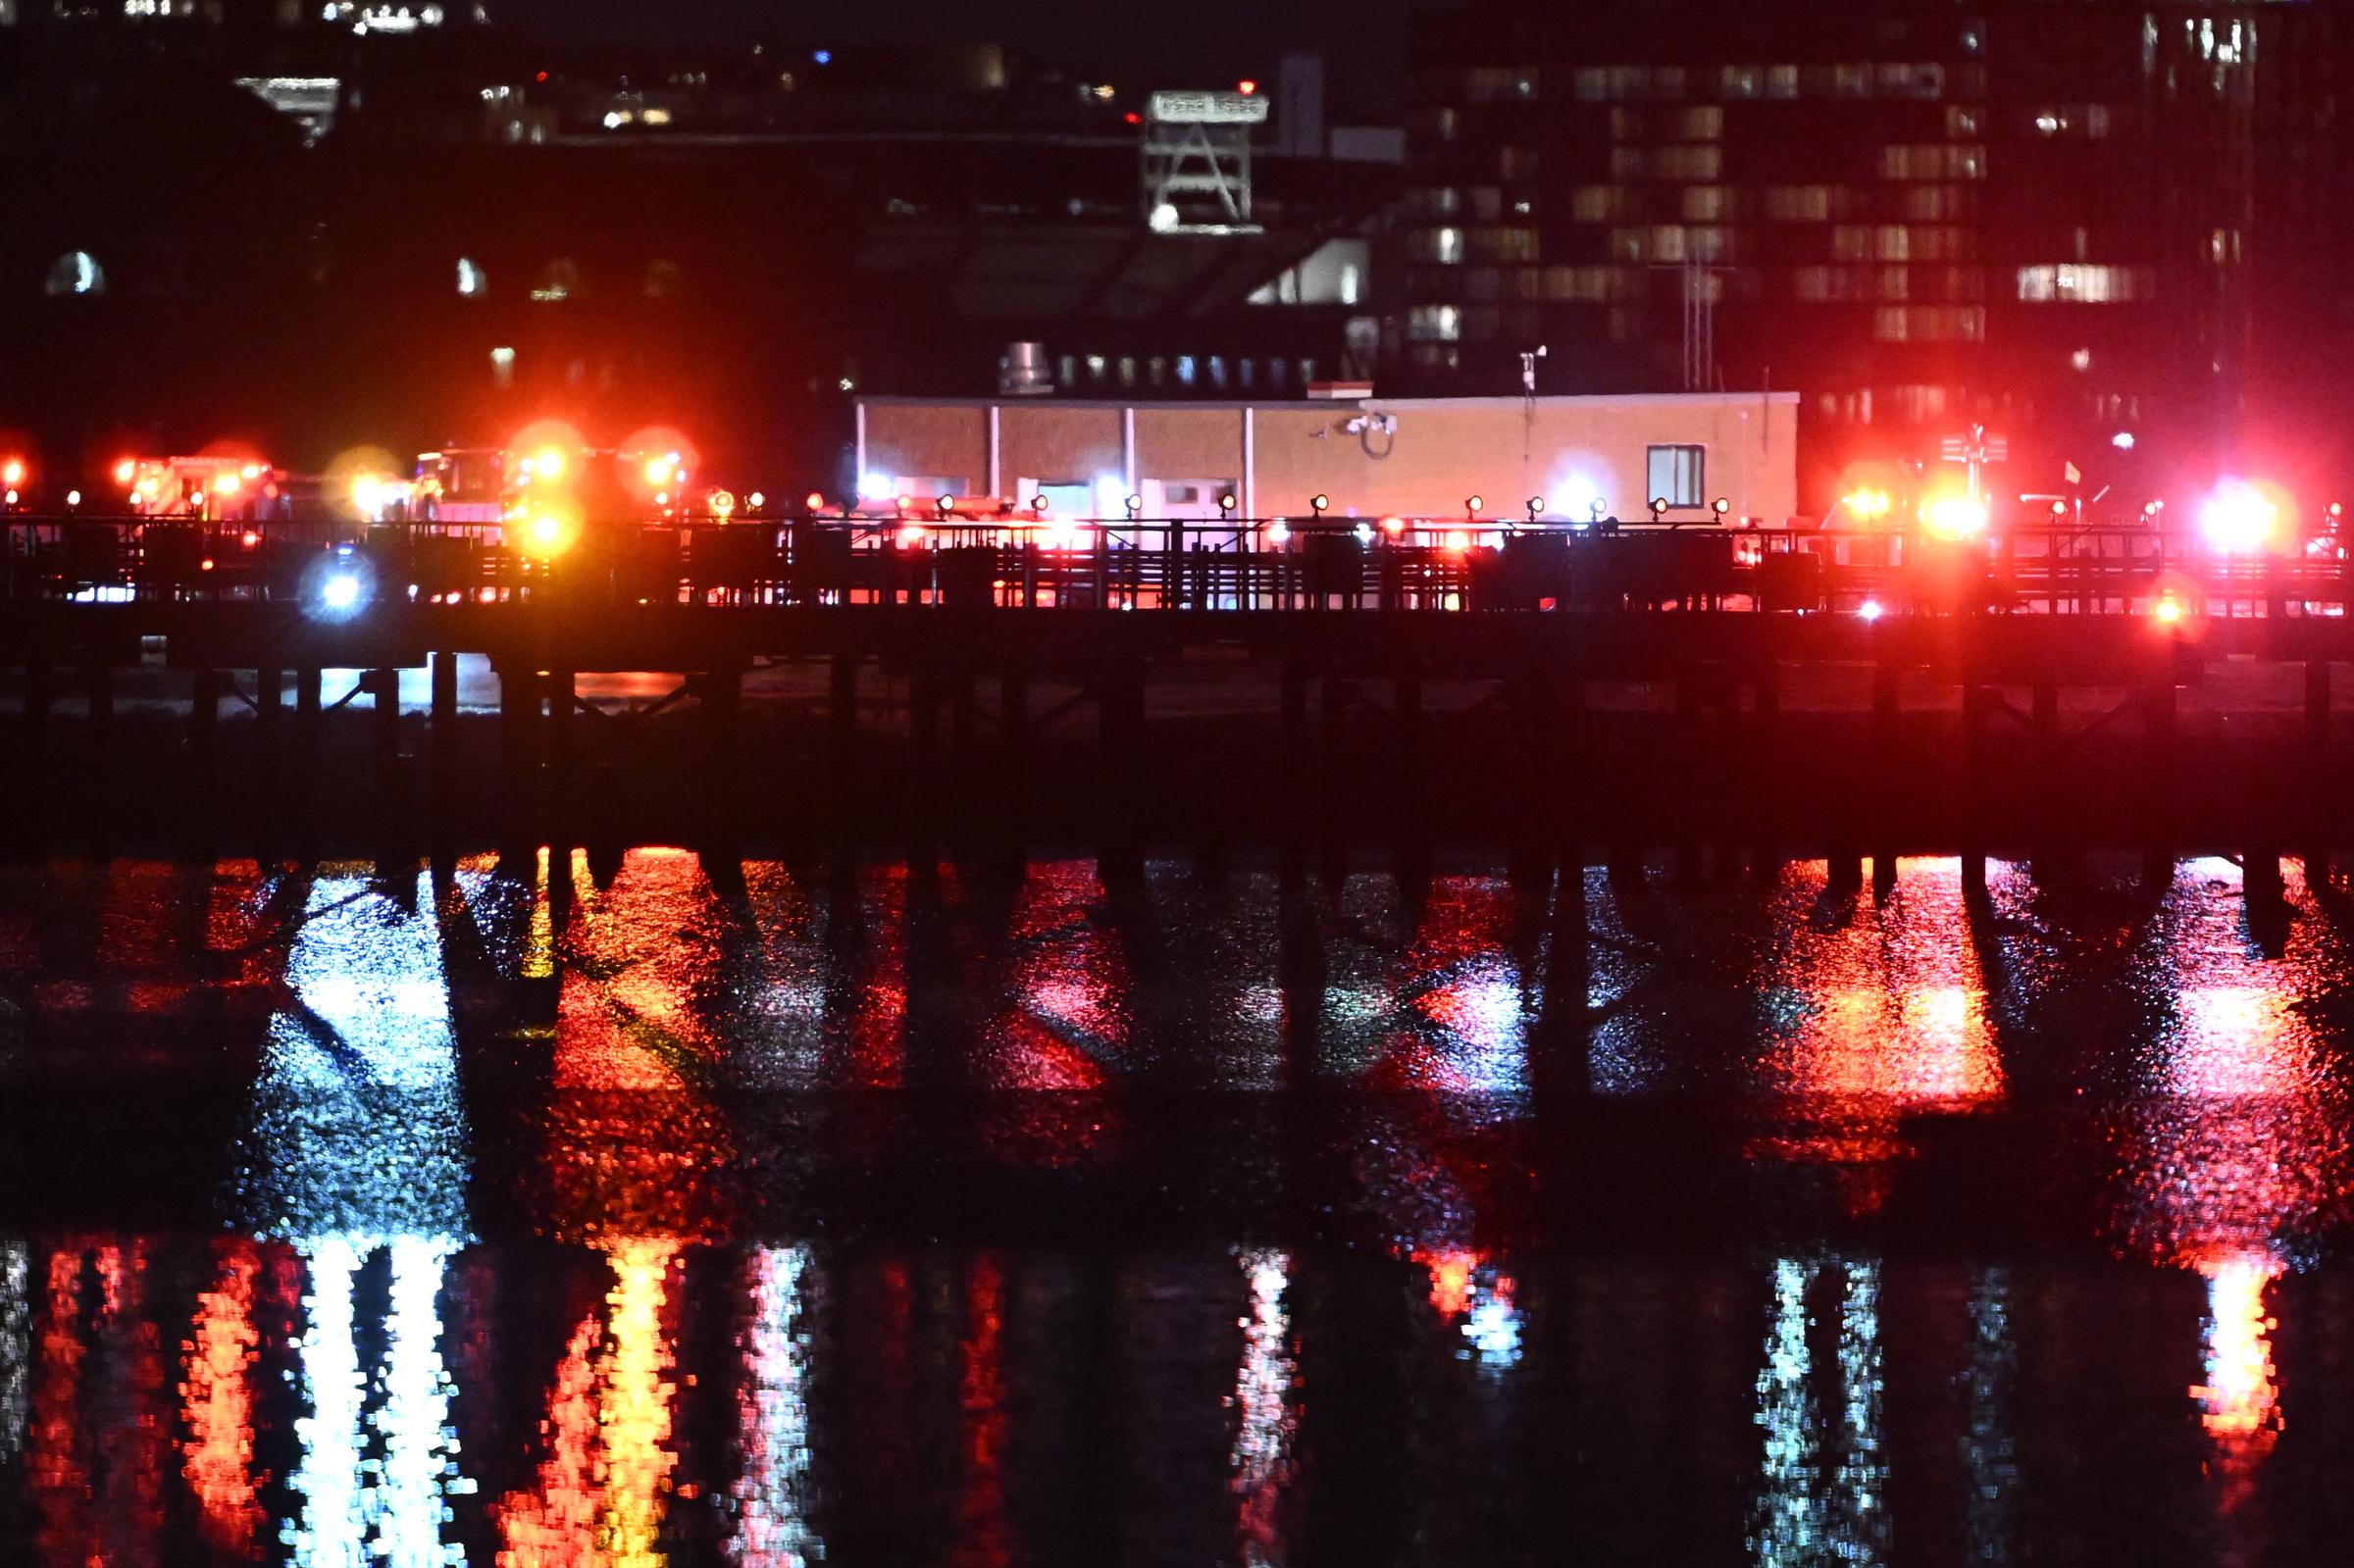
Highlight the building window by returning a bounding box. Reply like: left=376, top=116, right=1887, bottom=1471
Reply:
left=1765, top=185, right=1835, bottom=222
left=45, top=251, right=104, bottom=296
left=1647, top=446, right=1705, bottom=508
left=2017, top=264, right=2146, bottom=303
left=1408, top=227, right=1464, bottom=264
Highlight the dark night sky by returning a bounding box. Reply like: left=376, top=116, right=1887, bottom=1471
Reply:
left=495, top=0, right=1408, bottom=115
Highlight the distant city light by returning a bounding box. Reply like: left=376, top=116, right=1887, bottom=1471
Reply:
left=2113, top=430, right=2136, bottom=450
left=857, top=472, right=893, bottom=502
left=322, top=573, right=362, bottom=610
left=812, top=49, right=832, bottom=65
left=1858, top=597, right=1884, bottom=622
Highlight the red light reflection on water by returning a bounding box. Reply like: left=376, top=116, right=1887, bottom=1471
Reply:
left=1755, top=859, right=2002, bottom=1210
left=542, top=851, right=737, bottom=1243
left=179, top=1239, right=263, bottom=1553
left=981, top=867, right=1123, bottom=1091
left=2107, top=860, right=2346, bottom=1532
left=2193, top=1250, right=2282, bottom=1450
left=31, top=1241, right=168, bottom=1568
left=954, top=1255, right=1012, bottom=1568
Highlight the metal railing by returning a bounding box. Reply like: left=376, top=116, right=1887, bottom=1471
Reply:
left=2, top=513, right=2346, bottom=618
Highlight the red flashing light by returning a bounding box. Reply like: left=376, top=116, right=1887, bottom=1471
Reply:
left=1238, top=79, right=1258, bottom=95
left=1123, top=111, right=1142, bottom=125
left=535, top=70, right=548, bottom=82
left=803, top=491, right=825, bottom=511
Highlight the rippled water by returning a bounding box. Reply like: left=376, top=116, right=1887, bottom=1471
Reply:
left=6, top=851, right=2354, bottom=1565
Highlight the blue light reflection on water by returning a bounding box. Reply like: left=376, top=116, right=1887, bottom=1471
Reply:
left=239, top=868, right=476, bottom=1568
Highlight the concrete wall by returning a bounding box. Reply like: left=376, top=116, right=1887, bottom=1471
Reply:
left=860, top=392, right=1800, bottom=522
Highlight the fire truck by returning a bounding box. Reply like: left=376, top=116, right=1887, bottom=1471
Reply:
left=115, top=455, right=281, bottom=521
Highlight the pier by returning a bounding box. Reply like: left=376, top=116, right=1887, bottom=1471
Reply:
left=2, top=513, right=2349, bottom=900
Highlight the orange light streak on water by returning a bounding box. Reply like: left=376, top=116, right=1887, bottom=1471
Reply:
left=496, top=1238, right=682, bottom=1568
left=179, top=1239, right=262, bottom=1552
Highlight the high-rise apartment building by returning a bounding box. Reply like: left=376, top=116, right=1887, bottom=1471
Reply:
left=1397, top=1, right=2348, bottom=502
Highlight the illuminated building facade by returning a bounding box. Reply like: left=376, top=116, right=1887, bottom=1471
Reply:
left=856, top=389, right=1801, bottom=520
left=1398, top=1, right=2350, bottom=500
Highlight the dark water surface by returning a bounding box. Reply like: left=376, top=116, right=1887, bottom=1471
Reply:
left=5, top=852, right=2354, bottom=1565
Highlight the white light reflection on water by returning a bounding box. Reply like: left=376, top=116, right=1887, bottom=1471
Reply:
left=1963, top=1268, right=2018, bottom=1566
left=1751, top=1259, right=1818, bottom=1567
left=0, top=1239, right=25, bottom=1466
left=238, top=870, right=473, bottom=1242
left=731, top=1244, right=822, bottom=1568
left=240, top=869, right=476, bottom=1568
left=378, top=1236, right=469, bottom=1568
left=1231, top=1249, right=1297, bottom=1568
left=288, top=1239, right=367, bottom=1568
left=1751, top=1257, right=1886, bottom=1568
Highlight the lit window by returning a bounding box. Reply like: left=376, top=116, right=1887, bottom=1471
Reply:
left=1683, top=186, right=1729, bottom=222
left=44, top=251, right=104, bottom=296
left=1570, top=185, right=1626, bottom=223
left=1411, top=227, right=1464, bottom=264
left=1407, top=304, right=1462, bottom=342
left=2017, top=265, right=2144, bottom=303
left=1765, top=185, right=1834, bottom=222
left=1646, top=445, right=1705, bottom=509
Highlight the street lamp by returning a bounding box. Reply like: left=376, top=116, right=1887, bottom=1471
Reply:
left=1525, top=495, right=1546, bottom=524
left=1465, top=494, right=1483, bottom=520
left=1309, top=493, right=1329, bottom=520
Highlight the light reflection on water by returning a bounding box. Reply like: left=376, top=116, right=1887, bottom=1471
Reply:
left=7, top=852, right=2354, bottom=1562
